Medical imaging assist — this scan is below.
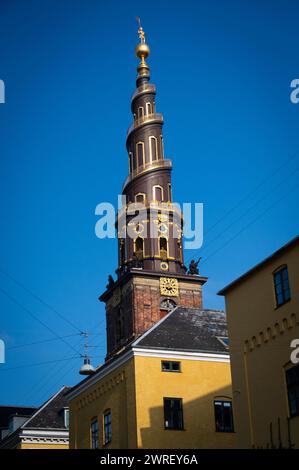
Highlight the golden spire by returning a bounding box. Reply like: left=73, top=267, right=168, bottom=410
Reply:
left=135, top=17, right=150, bottom=84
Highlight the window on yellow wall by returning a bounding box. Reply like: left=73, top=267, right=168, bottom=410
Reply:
left=273, top=265, right=291, bottom=307
left=161, top=361, right=181, bottom=372
left=163, top=398, right=184, bottom=430
left=103, top=410, right=112, bottom=445
left=90, top=418, right=99, bottom=449
left=286, top=364, right=299, bottom=418
left=214, top=401, right=234, bottom=432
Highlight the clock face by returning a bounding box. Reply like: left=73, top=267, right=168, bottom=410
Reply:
left=160, top=277, right=179, bottom=297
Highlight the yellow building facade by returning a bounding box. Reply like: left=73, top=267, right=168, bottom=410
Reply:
left=219, top=236, right=299, bottom=448
left=69, top=307, right=236, bottom=449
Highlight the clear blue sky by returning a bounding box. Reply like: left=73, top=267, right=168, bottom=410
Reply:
left=0, top=0, right=298, bottom=406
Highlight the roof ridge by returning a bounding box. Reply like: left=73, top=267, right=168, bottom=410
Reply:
left=177, top=306, right=225, bottom=313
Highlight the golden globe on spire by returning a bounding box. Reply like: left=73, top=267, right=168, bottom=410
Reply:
left=135, top=17, right=150, bottom=62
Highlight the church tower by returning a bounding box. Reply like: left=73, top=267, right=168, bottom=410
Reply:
left=100, top=24, right=207, bottom=361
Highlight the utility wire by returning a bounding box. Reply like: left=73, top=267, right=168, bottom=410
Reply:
left=200, top=166, right=299, bottom=256
left=0, top=286, right=81, bottom=356
left=204, top=149, right=299, bottom=236
left=201, top=181, right=299, bottom=266
left=0, top=356, right=81, bottom=372
left=0, top=268, right=83, bottom=333
left=0, top=354, right=103, bottom=373
left=7, top=333, right=80, bottom=350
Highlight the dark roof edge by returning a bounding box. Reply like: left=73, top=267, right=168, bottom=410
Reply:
left=218, top=235, right=299, bottom=296
left=133, top=345, right=229, bottom=355
left=21, top=386, right=70, bottom=429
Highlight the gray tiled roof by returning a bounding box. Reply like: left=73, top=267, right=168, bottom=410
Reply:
left=134, top=306, right=229, bottom=354
left=23, top=386, right=71, bottom=430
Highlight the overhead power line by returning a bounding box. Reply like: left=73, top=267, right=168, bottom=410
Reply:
left=0, top=268, right=83, bottom=333
left=7, top=333, right=80, bottom=350
left=204, top=149, right=299, bottom=236
left=201, top=181, right=299, bottom=266
left=200, top=166, right=299, bottom=256
left=0, top=356, right=81, bottom=372
left=0, top=286, right=81, bottom=356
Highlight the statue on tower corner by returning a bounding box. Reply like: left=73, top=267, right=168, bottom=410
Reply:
left=188, top=257, right=202, bottom=275
left=106, top=275, right=115, bottom=290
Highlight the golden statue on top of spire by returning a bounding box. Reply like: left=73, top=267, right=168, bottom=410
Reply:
left=135, top=17, right=150, bottom=62
left=136, top=17, right=145, bottom=43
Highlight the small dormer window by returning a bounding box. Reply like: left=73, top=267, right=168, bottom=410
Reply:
left=64, top=408, right=70, bottom=429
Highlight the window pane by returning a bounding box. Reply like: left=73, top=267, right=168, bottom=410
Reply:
left=284, top=289, right=290, bottom=302
left=155, top=187, right=163, bottom=202
left=286, top=365, right=299, bottom=417
left=282, top=268, right=289, bottom=280
left=162, top=361, right=180, bottom=372
left=103, top=411, right=112, bottom=445
left=277, top=293, right=284, bottom=305
left=91, top=419, right=99, bottom=449
left=137, top=143, right=144, bottom=167
left=151, top=138, right=157, bottom=161
left=274, top=267, right=291, bottom=306
left=214, top=402, right=223, bottom=432
left=214, top=401, right=234, bottom=432
left=276, top=283, right=282, bottom=294
left=164, top=398, right=183, bottom=430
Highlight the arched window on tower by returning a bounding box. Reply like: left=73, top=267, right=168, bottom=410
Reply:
left=146, top=102, right=152, bottom=115
left=138, top=106, right=144, bottom=120
left=159, top=237, right=168, bottom=260
left=149, top=136, right=158, bottom=162
left=135, top=193, right=146, bottom=204
left=134, top=237, right=144, bottom=260
left=136, top=142, right=144, bottom=168
left=129, top=152, right=133, bottom=173
left=153, top=185, right=163, bottom=202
